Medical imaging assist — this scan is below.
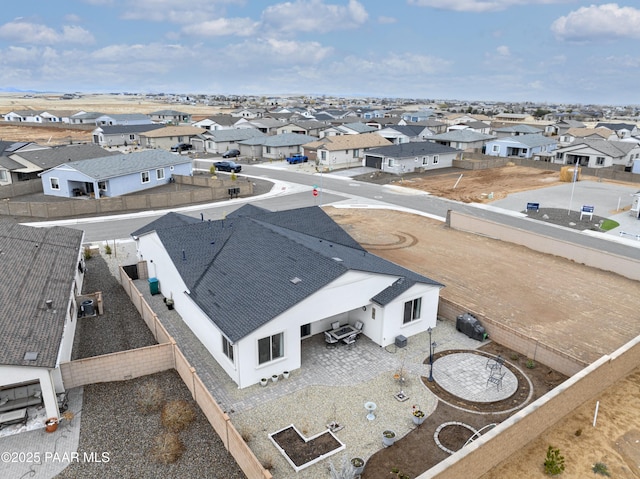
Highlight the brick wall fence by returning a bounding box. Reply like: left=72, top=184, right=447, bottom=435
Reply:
left=446, top=210, right=640, bottom=281
left=0, top=175, right=253, bottom=219
left=59, top=266, right=271, bottom=479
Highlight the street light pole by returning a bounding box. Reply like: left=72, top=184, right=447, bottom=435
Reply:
left=428, top=327, right=434, bottom=382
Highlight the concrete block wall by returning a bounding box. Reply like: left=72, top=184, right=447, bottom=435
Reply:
left=447, top=210, right=640, bottom=281
left=60, top=343, right=174, bottom=389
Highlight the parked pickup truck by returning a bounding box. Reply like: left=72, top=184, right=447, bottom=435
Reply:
left=286, top=153, right=308, bottom=164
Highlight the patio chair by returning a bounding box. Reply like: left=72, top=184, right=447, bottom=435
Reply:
left=324, top=331, right=339, bottom=349
left=354, top=320, right=364, bottom=332
left=485, top=355, right=504, bottom=373
left=342, top=333, right=357, bottom=348
left=486, top=370, right=506, bottom=391
left=331, top=321, right=340, bottom=331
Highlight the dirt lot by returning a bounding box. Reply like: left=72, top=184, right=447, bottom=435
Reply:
left=327, top=205, right=640, bottom=478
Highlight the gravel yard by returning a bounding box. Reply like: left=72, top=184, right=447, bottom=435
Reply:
left=60, top=253, right=246, bottom=479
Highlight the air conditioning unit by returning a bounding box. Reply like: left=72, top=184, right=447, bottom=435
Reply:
left=395, top=335, right=407, bottom=348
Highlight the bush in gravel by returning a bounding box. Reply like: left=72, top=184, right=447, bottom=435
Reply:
left=151, top=432, right=184, bottom=464
left=161, top=399, right=196, bottom=433
left=135, top=380, right=165, bottom=414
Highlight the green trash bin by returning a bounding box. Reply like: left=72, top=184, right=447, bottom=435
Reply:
left=148, top=277, right=159, bottom=295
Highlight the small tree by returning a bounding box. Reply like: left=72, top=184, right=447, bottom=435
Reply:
left=209, top=165, right=216, bottom=176
left=544, top=445, right=565, bottom=475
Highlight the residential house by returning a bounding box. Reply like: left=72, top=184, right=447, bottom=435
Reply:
left=303, top=132, right=391, bottom=168
left=2, top=110, right=75, bottom=124
left=68, top=112, right=104, bottom=125
left=429, top=130, right=496, bottom=151
left=39, top=150, right=192, bottom=198
left=544, top=119, right=586, bottom=136
left=492, top=112, right=534, bottom=123
left=491, top=124, right=544, bottom=139
left=148, top=110, right=192, bottom=124
left=131, top=205, right=444, bottom=388
left=0, top=141, right=52, bottom=185
left=238, top=118, right=283, bottom=135
left=559, top=127, right=614, bottom=146
left=363, top=142, right=460, bottom=173
left=2, top=143, right=117, bottom=185
left=231, top=108, right=266, bottom=119
left=484, top=134, right=558, bottom=160
left=409, top=119, right=448, bottom=135
left=448, top=120, right=491, bottom=134
left=139, top=126, right=205, bottom=151
left=440, top=113, right=492, bottom=126
left=191, top=114, right=237, bottom=131
left=595, top=122, right=639, bottom=140
left=553, top=139, right=640, bottom=168
left=238, top=133, right=317, bottom=160
left=275, top=120, right=327, bottom=137
left=198, top=129, right=266, bottom=155
left=0, top=221, right=85, bottom=422
left=92, top=124, right=165, bottom=148
left=376, top=125, right=436, bottom=144
left=401, top=110, right=435, bottom=122
left=320, top=122, right=377, bottom=138
left=95, top=113, right=154, bottom=127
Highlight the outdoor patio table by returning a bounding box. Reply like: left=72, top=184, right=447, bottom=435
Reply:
left=330, top=325, right=358, bottom=341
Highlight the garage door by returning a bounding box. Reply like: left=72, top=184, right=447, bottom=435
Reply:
left=365, top=155, right=382, bottom=169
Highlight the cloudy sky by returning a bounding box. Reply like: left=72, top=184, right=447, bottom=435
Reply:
left=0, top=1, right=638, bottom=105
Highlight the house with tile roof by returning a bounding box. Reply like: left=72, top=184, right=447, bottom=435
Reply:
left=363, top=142, right=460, bottom=173
left=553, top=139, right=640, bottom=168
left=0, top=221, right=85, bottom=421
left=303, top=132, right=391, bottom=168
left=131, top=205, right=443, bottom=388
left=484, top=134, right=558, bottom=159
left=39, top=150, right=191, bottom=198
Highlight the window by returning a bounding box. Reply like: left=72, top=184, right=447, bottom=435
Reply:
left=353, top=149, right=359, bottom=158
left=422, top=156, right=428, bottom=165
left=141, top=171, right=150, bottom=183
left=433, top=155, right=439, bottom=165
left=266, top=146, right=271, bottom=154
left=129, top=134, right=135, bottom=140
left=50, top=177, right=60, bottom=190
left=596, top=157, right=605, bottom=166
left=258, top=333, right=284, bottom=365
left=222, top=337, right=234, bottom=361
left=98, top=181, right=107, bottom=191
left=300, top=323, right=311, bottom=337
left=403, top=298, right=421, bottom=324
left=320, top=150, right=327, bottom=161
left=156, top=169, right=165, bottom=180
left=0, top=170, right=7, bottom=181
left=492, top=145, right=500, bottom=153
left=387, top=158, right=395, bottom=167
left=371, top=307, right=376, bottom=319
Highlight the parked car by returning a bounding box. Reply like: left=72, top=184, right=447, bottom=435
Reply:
left=171, top=142, right=193, bottom=152
left=222, top=149, right=241, bottom=158
left=286, top=153, right=308, bottom=164
left=214, top=161, right=242, bottom=173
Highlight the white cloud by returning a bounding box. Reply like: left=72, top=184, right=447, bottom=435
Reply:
left=64, top=14, right=83, bottom=23
left=551, top=3, right=640, bottom=41
left=182, top=17, right=258, bottom=37
left=0, top=21, right=94, bottom=45
left=378, top=16, right=397, bottom=24
left=407, top=0, right=569, bottom=13
left=223, top=38, right=334, bottom=67
left=261, top=0, right=368, bottom=34
left=496, top=45, right=510, bottom=56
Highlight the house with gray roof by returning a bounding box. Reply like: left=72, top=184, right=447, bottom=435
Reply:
left=0, top=221, right=85, bottom=422
left=95, top=113, right=154, bottom=127
left=364, top=141, right=460, bottom=173
left=429, top=129, right=496, bottom=151
left=238, top=133, right=317, bottom=160
left=3, top=143, right=118, bottom=185
left=200, top=128, right=266, bottom=155
left=91, top=124, right=165, bottom=147
left=492, top=124, right=544, bottom=139
left=376, top=124, right=436, bottom=144
left=484, top=134, right=558, bottom=159
left=39, top=150, right=191, bottom=198
left=148, top=110, right=192, bottom=124
left=131, top=205, right=443, bottom=388
left=553, top=139, right=640, bottom=168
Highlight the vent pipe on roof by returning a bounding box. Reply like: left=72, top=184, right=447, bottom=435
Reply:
left=45, top=299, right=53, bottom=309
left=182, top=250, right=186, bottom=261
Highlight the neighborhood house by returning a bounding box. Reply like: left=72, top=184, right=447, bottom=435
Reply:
left=131, top=205, right=444, bottom=388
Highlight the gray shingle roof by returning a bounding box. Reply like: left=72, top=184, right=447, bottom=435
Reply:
left=430, top=130, right=495, bottom=142
left=365, top=142, right=459, bottom=158
left=204, top=129, right=266, bottom=142
left=46, top=150, right=191, bottom=180
left=493, top=134, right=556, bottom=148
left=96, top=124, right=164, bottom=135
left=239, top=133, right=317, bottom=147
left=0, top=221, right=83, bottom=368
left=133, top=206, right=442, bottom=342
left=16, top=143, right=119, bottom=170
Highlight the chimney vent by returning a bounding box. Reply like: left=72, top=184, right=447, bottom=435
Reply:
left=45, top=300, right=53, bottom=309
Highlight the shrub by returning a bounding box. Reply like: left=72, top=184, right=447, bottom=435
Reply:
left=230, top=171, right=237, bottom=181
left=135, top=381, right=164, bottom=414
left=83, top=247, right=92, bottom=260
left=509, top=352, right=519, bottom=361
left=526, top=359, right=536, bottom=369
left=104, top=244, right=112, bottom=255
left=161, top=399, right=196, bottom=433
left=574, top=428, right=582, bottom=437
left=543, top=445, right=565, bottom=475
left=592, top=462, right=610, bottom=476
left=150, top=432, right=184, bottom=464
left=209, top=165, right=216, bottom=176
